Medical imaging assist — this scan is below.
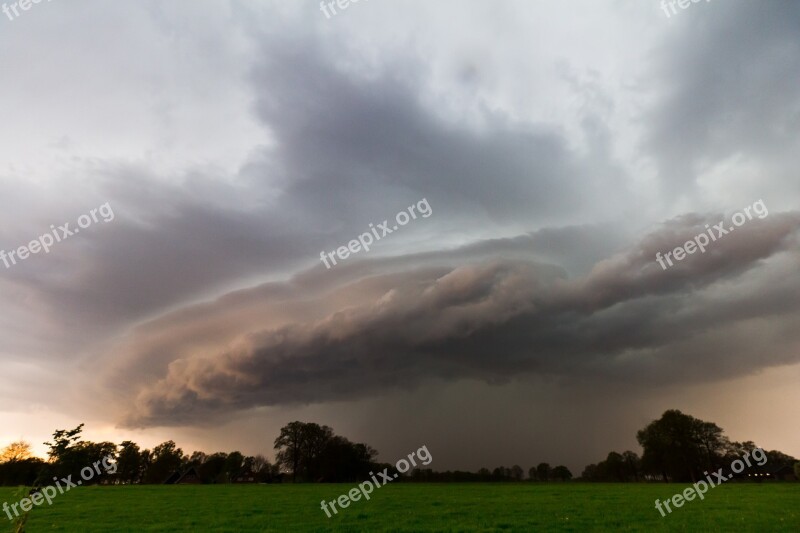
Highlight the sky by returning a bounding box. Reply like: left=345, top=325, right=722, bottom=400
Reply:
left=0, top=0, right=798, bottom=475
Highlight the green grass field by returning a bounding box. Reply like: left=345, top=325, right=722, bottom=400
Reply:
left=0, top=483, right=797, bottom=532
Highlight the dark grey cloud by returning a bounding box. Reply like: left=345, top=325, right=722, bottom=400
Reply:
left=646, top=0, right=800, bottom=195
left=116, top=211, right=800, bottom=426
left=246, top=28, right=633, bottom=230
left=0, top=15, right=636, bottom=363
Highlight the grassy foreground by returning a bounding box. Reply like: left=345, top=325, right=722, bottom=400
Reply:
left=0, top=483, right=797, bottom=532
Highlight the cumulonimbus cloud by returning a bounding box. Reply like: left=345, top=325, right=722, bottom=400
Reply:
left=110, top=211, right=800, bottom=427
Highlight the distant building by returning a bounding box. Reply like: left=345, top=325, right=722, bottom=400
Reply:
left=164, top=466, right=202, bottom=484
left=232, top=469, right=258, bottom=483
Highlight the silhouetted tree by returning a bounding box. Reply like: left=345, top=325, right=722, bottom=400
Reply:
left=44, top=424, right=84, bottom=461
left=0, top=453, right=44, bottom=486
left=224, top=451, right=244, bottom=482
left=116, top=441, right=142, bottom=484
left=43, top=424, right=85, bottom=479
left=41, top=424, right=116, bottom=483
left=580, top=463, right=599, bottom=481
left=637, top=410, right=726, bottom=482
left=318, top=436, right=377, bottom=482
left=622, top=451, right=641, bottom=481
left=188, top=451, right=208, bottom=467
left=70, top=441, right=117, bottom=484
left=246, top=454, right=279, bottom=482
left=139, top=449, right=152, bottom=482
left=492, top=467, right=511, bottom=481
left=552, top=465, right=572, bottom=481
left=536, top=463, right=551, bottom=482
left=581, top=451, right=642, bottom=482
left=274, top=422, right=309, bottom=482
left=301, top=424, right=335, bottom=481
left=765, top=450, right=798, bottom=471
left=603, top=452, right=626, bottom=481
left=144, top=441, right=184, bottom=483
left=198, top=453, right=228, bottom=483
left=274, top=422, right=376, bottom=482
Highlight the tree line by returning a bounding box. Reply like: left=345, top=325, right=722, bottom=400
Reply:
left=0, top=411, right=796, bottom=486
left=0, top=422, right=382, bottom=486
left=581, top=410, right=798, bottom=482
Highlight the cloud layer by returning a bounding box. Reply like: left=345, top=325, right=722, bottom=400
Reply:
left=118, top=211, right=800, bottom=425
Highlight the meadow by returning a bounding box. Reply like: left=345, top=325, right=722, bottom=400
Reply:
left=0, top=483, right=797, bottom=532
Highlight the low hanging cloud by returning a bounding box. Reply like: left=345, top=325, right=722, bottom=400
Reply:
left=114, top=211, right=800, bottom=427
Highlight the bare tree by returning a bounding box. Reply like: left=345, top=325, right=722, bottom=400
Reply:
left=0, top=441, right=33, bottom=463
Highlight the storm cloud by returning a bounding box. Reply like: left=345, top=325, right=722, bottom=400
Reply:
left=1, top=0, right=799, bottom=464
left=118, top=210, right=800, bottom=425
